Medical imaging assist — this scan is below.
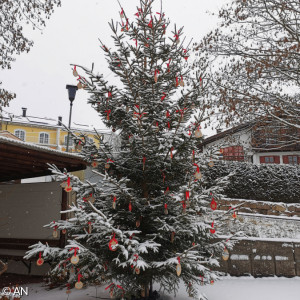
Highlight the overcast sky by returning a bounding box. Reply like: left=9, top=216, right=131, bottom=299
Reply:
left=2, top=0, right=229, bottom=135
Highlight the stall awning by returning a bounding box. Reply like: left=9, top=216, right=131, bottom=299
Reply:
left=0, top=135, right=87, bottom=182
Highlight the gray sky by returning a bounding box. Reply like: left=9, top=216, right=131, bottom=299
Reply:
left=2, top=0, right=229, bottom=135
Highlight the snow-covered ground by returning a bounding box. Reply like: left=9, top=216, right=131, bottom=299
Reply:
left=13, top=276, right=300, bottom=300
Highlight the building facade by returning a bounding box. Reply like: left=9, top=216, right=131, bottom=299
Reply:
left=0, top=108, right=109, bottom=152
left=201, top=119, right=300, bottom=165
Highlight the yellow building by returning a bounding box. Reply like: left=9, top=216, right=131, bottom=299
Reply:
left=0, top=108, right=108, bottom=153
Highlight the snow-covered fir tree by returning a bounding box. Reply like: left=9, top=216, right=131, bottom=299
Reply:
left=25, top=1, right=242, bottom=298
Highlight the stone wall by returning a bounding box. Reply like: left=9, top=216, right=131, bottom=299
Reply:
left=217, top=239, right=300, bottom=277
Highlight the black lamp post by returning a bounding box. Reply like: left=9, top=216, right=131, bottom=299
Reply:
left=65, top=85, right=78, bottom=152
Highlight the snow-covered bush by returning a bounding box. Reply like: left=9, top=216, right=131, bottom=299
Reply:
left=204, top=161, right=300, bottom=203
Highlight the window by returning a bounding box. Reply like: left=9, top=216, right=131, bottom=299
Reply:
left=14, top=129, right=25, bottom=141
left=64, top=135, right=73, bottom=146
left=221, top=146, right=244, bottom=161
left=260, top=156, right=280, bottom=164
left=283, top=155, right=299, bottom=165
left=39, top=132, right=49, bottom=144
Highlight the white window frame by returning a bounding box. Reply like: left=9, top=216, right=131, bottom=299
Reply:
left=39, top=132, right=49, bottom=144
left=14, top=129, right=26, bottom=141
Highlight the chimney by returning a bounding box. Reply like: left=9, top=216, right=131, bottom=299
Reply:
left=58, top=116, right=62, bottom=126
left=22, top=107, right=27, bottom=117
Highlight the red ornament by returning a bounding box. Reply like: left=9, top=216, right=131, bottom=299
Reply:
left=161, top=92, right=166, bottom=101
left=210, top=221, right=216, bottom=234
left=232, top=210, right=237, bottom=219
left=148, top=19, right=153, bottom=28
left=129, top=201, right=132, bottom=212
left=109, top=233, right=118, bottom=251
left=64, top=177, right=72, bottom=192
left=210, top=198, right=217, bottom=210
left=36, top=252, right=44, bottom=266
left=164, top=203, right=168, bottom=215
left=113, top=196, right=117, bottom=209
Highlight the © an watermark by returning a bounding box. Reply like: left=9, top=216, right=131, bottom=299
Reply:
left=1, top=286, right=29, bottom=297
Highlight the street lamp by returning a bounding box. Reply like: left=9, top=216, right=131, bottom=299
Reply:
left=65, top=85, right=78, bottom=152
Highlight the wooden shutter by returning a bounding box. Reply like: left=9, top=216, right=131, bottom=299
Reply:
left=260, top=156, right=265, bottom=163
left=274, top=156, right=280, bottom=164
left=282, top=155, right=289, bottom=164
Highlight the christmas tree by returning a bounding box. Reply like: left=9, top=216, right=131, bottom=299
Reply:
left=25, top=1, right=240, bottom=298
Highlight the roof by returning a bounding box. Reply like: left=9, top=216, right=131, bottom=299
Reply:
left=1, top=111, right=110, bottom=135
left=200, top=122, right=255, bottom=147
left=0, top=136, right=88, bottom=182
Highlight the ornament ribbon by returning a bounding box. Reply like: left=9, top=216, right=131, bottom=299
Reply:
left=69, top=247, right=79, bottom=257
left=193, top=163, right=200, bottom=173
left=185, top=191, right=190, bottom=200
left=105, top=110, right=111, bottom=120
left=78, top=273, right=83, bottom=282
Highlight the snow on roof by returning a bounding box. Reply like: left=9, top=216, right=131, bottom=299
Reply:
left=0, top=135, right=85, bottom=159
left=1, top=111, right=110, bottom=134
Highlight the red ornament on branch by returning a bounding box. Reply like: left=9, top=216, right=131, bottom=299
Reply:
left=210, top=221, right=216, bottom=234
left=210, top=198, right=217, bottom=210
left=109, top=233, right=118, bottom=251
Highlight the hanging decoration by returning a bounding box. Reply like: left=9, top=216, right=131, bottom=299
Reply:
left=129, top=201, right=132, bottom=212
left=164, top=186, right=169, bottom=194
left=194, top=163, right=202, bottom=180
left=92, top=161, right=99, bottom=168
left=176, top=257, right=182, bottom=276
left=210, top=197, right=217, bottom=210
left=62, top=229, right=67, bottom=235
left=73, top=66, right=78, bottom=77
left=36, top=252, right=44, bottom=266
left=135, top=267, right=140, bottom=275
left=170, top=147, right=174, bottom=159
left=174, top=33, right=179, bottom=44
left=136, top=218, right=141, bottom=228
left=179, top=75, right=184, bottom=87
left=208, top=160, right=214, bottom=168
left=70, top=247, right=80, bottom=265
left=195, top=126, right=203, bottom=138
left=120, top=8, right=125, bottom=18
left=164, top=203, right=168, bottom=215
left=105, top=158, right=114, bottom=169
left=52, top=223, right=58, bottom=238
left=232, top=209, right=237, bottom=219
left=105, top=109, right=111, bottom=121
left=109, top=233, right=118, bottom=251
left=222, top=247, right=229, bottom=261
left=112, top=196, right=117, bottom=209
left=75, top=274, right=83, bottom=290
left=148, top=19, right=153, bottom=28
left=66, top=283, right=71, bottom=295
left=166, top=58, right=171, bottom=72
left=210, top=221, right=216, bottom=234
left=64, top=177, right=72, bottom=192
left=88, top=221, right=92, bottom=234
left=175, top=76, right=179, bottom=87
left=162, top=24, right=166, bottom=34
left=161, top=92, right=166, bottom=101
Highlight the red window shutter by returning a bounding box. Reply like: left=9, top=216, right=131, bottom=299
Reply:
left=274, top=156, right=280, bottom=164
left=283, top=155, right=289, bottom=164
left=260, top=156, right=265, bottom=163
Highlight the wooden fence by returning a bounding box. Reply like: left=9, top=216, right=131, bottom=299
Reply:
left=217, top=239, right=300, bottom=277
